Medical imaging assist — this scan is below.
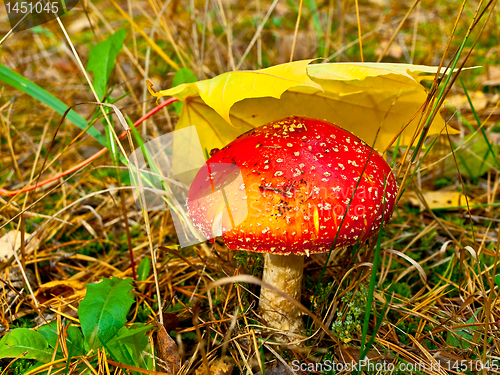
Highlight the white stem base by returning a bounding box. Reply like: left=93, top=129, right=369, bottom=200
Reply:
left=259, top=253, right=304, bottom=332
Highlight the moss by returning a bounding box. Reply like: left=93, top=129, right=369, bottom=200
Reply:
left=11, top=359, right=37, bottom=375
left=331, top=285, right=368, bottom=343
left=233, top=251, right=263, bottom=278
left=387, top=282, right=412, bottom=299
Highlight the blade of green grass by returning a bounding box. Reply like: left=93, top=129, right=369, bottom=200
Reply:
left=129, top=123, right=165, bottom=191
left=105, top=119, right=119, bottom=166
left=461, top=79, right=500, bottom=170
left=399, top=135, right=440, bottom=197
left=360, top=299, right=389, bottom=360
left=411, top=33, right=471, bottom=164
left=357, top=176, right=388, bottom=372
left=0, top=63, right=107, bottom=148
left=390, top=131, right=403, bottom=169
left=430, top=202, right=500, bottom=210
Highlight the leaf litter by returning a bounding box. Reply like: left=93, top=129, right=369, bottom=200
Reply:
left=0, top=0, right=500, bottom=374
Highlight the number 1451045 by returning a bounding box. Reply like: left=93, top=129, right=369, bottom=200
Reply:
left=5, top=2, right=59, bottom=14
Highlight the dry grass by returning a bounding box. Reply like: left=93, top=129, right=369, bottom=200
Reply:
left=0, top=0, right=500, bottom=374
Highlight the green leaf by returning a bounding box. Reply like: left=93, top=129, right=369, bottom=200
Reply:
left=78, top=277, right=135, bottom=349
left=108, top=323, right=153, bottom=342
left=0, top=64, right=107, bottom=148
left=137, top=257, right=151, bottom=282
left=37, top=322, right=85, bottom=357
left=37, top=322, right=86, bottom=359
left=172, top=67, right=197, bottom=115
left=0, top=328, right=53, bottom=362
left=444, top=132, right=499, bottom=179
left=66, top=325, right=86, bottom=357
left=105, top=324, right=154, bottom=374
left=105, top=119, right=119, bottom=166
left=495, top=274, right=500, bottom=289
left=446, top=316, right=475, bottom=349
left=87, top=29, right=126, bottom=100
left=37, top=322, right=59, bottom=349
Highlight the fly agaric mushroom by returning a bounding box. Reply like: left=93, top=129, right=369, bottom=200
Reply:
left=186, top=116, right=398, bottom=332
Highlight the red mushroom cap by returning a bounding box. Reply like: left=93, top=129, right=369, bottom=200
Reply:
left=187, top=116, right=398, bottom=255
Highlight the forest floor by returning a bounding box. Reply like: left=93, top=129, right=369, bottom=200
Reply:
left=1, top=0, right=500, bottom=374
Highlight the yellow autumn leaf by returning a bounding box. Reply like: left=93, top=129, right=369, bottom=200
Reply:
left=197, top=59, right=322, bottom=125
left=150, top=59, right=321, bottom=124
left=150, top=60, right=457, bottom=154
left=35, top=279, right=86, bottom=303
left=407, top=190, right=477, bottom=210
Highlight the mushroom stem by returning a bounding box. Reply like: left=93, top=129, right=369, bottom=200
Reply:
left=259, top=253, right=304, bottom=332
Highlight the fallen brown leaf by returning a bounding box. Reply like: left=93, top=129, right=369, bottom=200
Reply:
left=162, top=312, right=180, bottom=333
left=156, top=322, right=181, bottom=374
